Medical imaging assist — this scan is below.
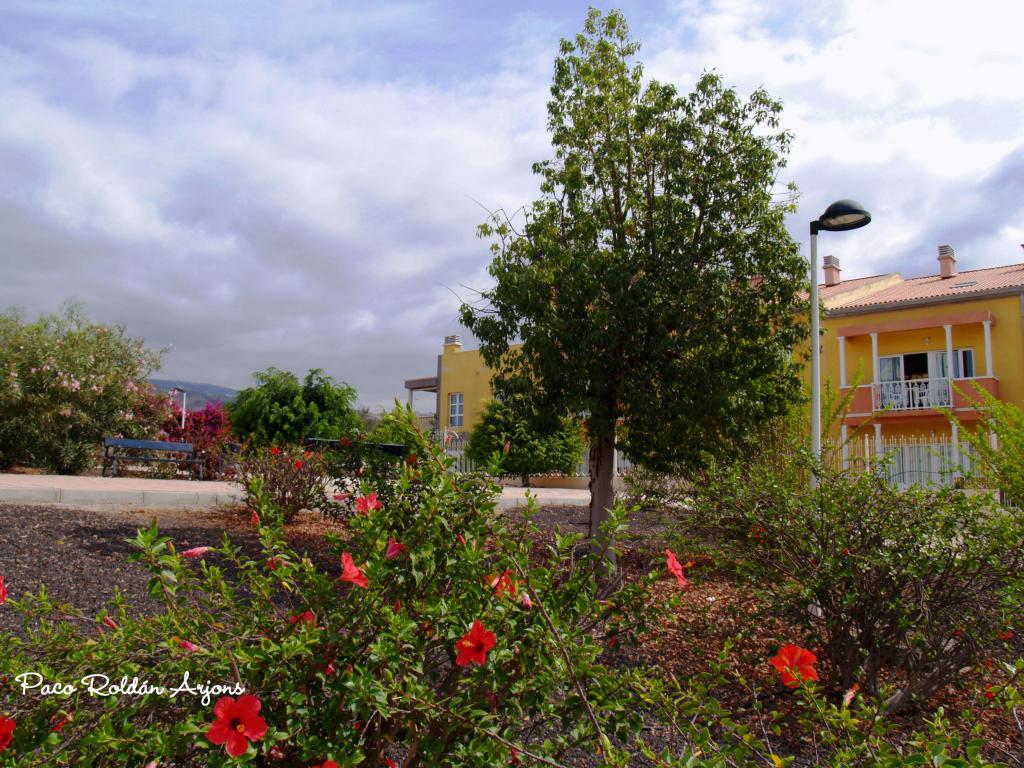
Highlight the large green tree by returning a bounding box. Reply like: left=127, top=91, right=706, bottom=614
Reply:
left=228, top=367, right=361, bottom=446
left=461, top=10, right=808, bottom=544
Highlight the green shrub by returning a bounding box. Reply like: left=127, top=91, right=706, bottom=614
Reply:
left=0, top=409, right=661, bottom=766
left=236, top=444, right=334, bottom=523
left=0, top=303, right=164, bottom=473
left=466, top=398, right=584, bottom=485
left=691, top=454, right=1024, bottom=712
left=228, top=368, right=361, bottom=447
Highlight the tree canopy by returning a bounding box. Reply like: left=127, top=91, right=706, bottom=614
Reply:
left=460, top=9, right=809, bottom=538
left=228, top=367, right=361, bottom=446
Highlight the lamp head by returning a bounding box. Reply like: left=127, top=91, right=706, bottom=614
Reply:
left=817, top=199, right=871, bottom=232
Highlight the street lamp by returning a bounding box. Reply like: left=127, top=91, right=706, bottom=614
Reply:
left=171, top=387, right=187, bottom=430
left=810, top=199, right=871, bottom=487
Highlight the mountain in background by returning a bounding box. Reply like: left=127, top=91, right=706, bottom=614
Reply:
left=149, top=378, right=240, bottom=411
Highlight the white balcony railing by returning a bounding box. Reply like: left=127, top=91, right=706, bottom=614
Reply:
left=872, top=378, right=952, bottom=411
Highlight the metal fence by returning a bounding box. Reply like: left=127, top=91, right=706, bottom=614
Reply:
left=436, top=430, right=634, bottom=477
left=842, top=434, right=976, bottom=488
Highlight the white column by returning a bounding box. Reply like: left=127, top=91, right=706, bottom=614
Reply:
left=983, top=320, right=994, bottom=377
left=944, top=324, right=954, bottom=377
left=407, top=389, right=413, bottom=407
left=874, top=422, right=883, bottom=459
left=990, top=431, right=998, bottom=451
left=838, top=336, right=847, bottom=389
left=841, top=424, right=849, bottom=470
left=870, top=333, right=879, bottom=383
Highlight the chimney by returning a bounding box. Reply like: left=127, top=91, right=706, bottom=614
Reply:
left=938, top=244, right=957, bottom=279
left=443, top=334, right=462, bottom=350
left=823, top=255, right=841, bottom=287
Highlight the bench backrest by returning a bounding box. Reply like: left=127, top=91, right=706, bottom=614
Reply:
left=103, top=438, right=194, bottom=453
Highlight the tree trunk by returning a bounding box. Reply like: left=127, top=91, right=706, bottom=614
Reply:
left=588, top=429, right=616, bottom=567
left=521, top=473, right=530, bottom=488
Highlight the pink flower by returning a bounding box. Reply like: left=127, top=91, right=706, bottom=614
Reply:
left=665, top=549, right=693, bottom=590
left=385, top=539, right=407, bottom=559
left=842, top=683, right=859, bottom=707
left=288, top=610, right=317, bottom=627
left=333, top=492, right=350, bottom=502
left=0, top=574, right=7, bottom=605
left=178, top=639, right=201, bottom=653
left=101, top=616, right=118, bottom=631
left=521, top=592, right=533, bottom=609
left=356, top=492, right=383, bottom=514
left=206, top=695, right=268, bottom=757
left=455, top=620, right=497, bottom=667
left=340, top=552, right=369, bottom=588
left=181, top=546, right=212, bottom=559
left=770, top=644, right=819, bottom=688
left=0, top=715, right=13, bottom=753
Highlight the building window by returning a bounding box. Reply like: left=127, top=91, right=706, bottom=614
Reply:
left=449, top=392, right=464, bottom=427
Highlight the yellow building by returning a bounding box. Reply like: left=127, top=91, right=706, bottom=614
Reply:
left=403, top=334, right=514, bottom=436
left=818, top=245, right=1024, bottom=481
left=406, top=244, right=1024, bottom=484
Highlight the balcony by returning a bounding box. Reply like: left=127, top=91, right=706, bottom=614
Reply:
left=840, top=376, right=999, bottom=425
left=872, top=378, right=951, bottom=411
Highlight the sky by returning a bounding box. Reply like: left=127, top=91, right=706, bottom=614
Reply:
left=2, top=0, right=1023, bottom=410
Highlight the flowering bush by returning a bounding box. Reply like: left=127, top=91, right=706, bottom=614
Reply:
left=690, top=451, right=1024, bottom=712
left=162, top=401, right=236, bottom=480
left=0, top=410, right=669, bottom=765
left=236, top=445, right=333, bottom=523
left=0, top=303, right=164, bottom=473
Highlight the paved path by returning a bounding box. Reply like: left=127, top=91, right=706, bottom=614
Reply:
left=0, top=474, right=589, bottom=511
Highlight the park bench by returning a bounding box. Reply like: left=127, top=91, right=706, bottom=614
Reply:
left=102, top=438, right=205, bottom=480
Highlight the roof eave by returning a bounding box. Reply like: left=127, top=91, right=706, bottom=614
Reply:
left=827, top=286, right=1024, bottom=318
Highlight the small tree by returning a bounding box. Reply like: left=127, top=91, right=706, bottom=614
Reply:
left=227, top=368, right=360, bottom=446
left=0, top=302, right=164, bottom=473
left=461, top=10, right=808, bottom=546
left=467, top=398, right=584, bottom=486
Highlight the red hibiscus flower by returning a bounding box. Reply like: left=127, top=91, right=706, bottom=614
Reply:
left=314, top=761, right=339, bottom=768
left=0, top=716, right=14, bottom=752
left=178, top=639, right=201, bottom=652
left=304, top=450, right=312, bottom=459
left=985, top=684, right=998, bottom=700
left=250, top=511, right=260, bottom=525
left=407, top=453, right=417, bottom=465
left=511, top=747, right=521, bottom=765
left=181, top=546, right=211, bottom=558
left=340, top=552, right=368, bottom=588
left=356, top=492, right=383, bottom=514
left=385, top=761, right=398, bottom=768
left=998, top=628, right=1015, bottom=641
left=489, top=569, right=518, bottom=598
left=770, top=644, right=819, bottom=688
left=206, top=695, right=268, bottom=757
left=271, top=447, right=281, bottom=455
left=101, top=616, right=118, bottom=630
left=455, top=620, right=497, bottom=667
left=287, top=610, right=317, bottom=627
left=0, top=574, right=7, bottom=605
left=385, top=539, right=407, bottom=559
left=267, top=556, right=286, bottom=570
left=294, top=460, right=303, bottom=469
left=339, top=437, right=352, bottom=447
left=50, top=713, right=70, bottom=732
left=665, top=549, right=693, bottom=590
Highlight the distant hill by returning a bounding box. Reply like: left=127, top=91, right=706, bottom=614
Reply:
left=149, top=379, right=239, bottom=411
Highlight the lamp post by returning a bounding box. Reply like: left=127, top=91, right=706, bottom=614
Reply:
left=171, top=387, right=187, bottom=430
left=810, top=199, right=871, bottom=487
